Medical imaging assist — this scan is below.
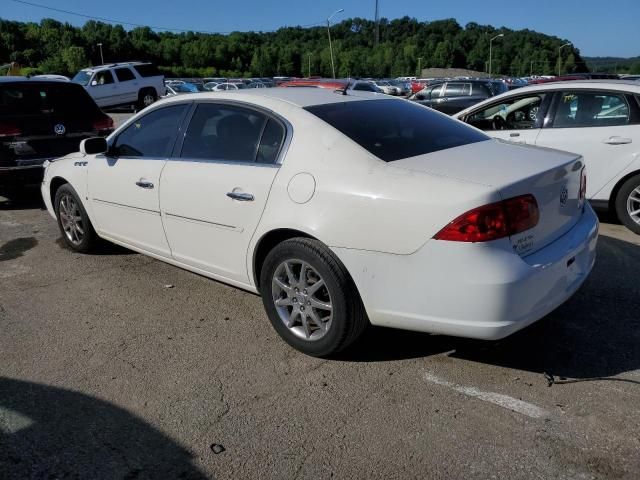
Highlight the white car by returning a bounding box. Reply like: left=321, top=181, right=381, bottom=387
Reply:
left=72, top=62, right=166, bottom=110
left=370, top=80, right=400, bottom=95
left=41, top=89, right=598, bottom=356
left=454, top=80, right=640, bottom=233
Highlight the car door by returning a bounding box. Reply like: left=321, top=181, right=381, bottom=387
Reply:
left=416, top=84, right=444, bottom=110
left=533, top=90, right=640, bottom=200
left=88, top=103, right=190, bottom=257
left=87, top=70, right=119, bottom=108
left=460, top=91, right=550, bottom=144
left=113, top=67, right=139, bottom=105
left=160, top=101, right=288, bottom=284
left=439, top=82, right=472, bottom=115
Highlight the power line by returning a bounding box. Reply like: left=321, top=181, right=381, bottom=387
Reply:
left=8, top=0, right=324, bottom=34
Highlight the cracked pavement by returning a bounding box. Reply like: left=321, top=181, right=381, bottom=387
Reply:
left=1, top=187, right=639, bottom=479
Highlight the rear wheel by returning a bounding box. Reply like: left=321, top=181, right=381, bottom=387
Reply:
left=260, top=238, right=368, bottom=357
left=137, top=88, right=157, bottom=110
left=54, top=184, right=97, bottom=252
left=615, top=175, right=640, bottom=234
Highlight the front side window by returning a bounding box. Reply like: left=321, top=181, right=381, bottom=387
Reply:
left=553, top=91, right=630, bottom=128
left=305, top=99, right=488, bottom=162
left=113, top=104, right=187, bottom=157
left=467, top=94, right=546, bottom=131
left=93, top=71, right=114, bottom=86
left=114, top=68, right=136, bottom=82
left=181, top=103, right=268, bottom=162
left=427, top=84, right=443, bottom=98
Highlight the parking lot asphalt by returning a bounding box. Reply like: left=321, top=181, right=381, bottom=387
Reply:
left=1, top=115, right=639, bottom=479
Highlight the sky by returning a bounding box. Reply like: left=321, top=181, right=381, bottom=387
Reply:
left=2, top=0, right=639, bottom=58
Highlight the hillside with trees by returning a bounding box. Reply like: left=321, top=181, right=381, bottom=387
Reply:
left=1, top=16, right=590, bottom=78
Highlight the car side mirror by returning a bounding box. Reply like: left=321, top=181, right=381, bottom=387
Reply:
left=80, top=137, right=108, bottom=155
left=90, top=80, right=98, bottom=86
left=416, top=94, right=426, bottom=101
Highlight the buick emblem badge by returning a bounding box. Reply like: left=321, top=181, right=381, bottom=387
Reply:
left=54, top=124, right=66, bottom=135
left=560, top=185, right=568, bottom=207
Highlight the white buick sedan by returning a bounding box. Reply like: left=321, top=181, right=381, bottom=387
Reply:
left=42, top=89, right=598, bottom=356
left=454, top=81, right=640, bottom=233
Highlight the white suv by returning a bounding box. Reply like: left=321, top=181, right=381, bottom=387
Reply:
left=72, top=62, right=166, bottom=110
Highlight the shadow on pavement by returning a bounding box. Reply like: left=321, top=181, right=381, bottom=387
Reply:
left=341, top=235, right=640, bottom=383
left=0, top=378, right=209, bottom=480
left=0, top=186, right=45, bottom=211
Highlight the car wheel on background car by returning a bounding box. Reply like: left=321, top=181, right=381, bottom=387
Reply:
left=615, top=174, right=640, bottom=234
left=260, top=238, right=368, bottom=357
left=54, top=184, right=97, bottom=252
left=137, top=89, right=157, bottom=111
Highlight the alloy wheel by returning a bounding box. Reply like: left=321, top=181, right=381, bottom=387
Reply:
left=58, top=193, right=84, bottom=245
left=626, top=186, right=640, bottom=225
left=271, top=259, right=333, bottom=341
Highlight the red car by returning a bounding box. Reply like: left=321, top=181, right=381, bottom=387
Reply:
left=279, top=79, right=348, bottom=90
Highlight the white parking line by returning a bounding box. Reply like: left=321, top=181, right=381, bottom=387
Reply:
left=423, top=372, right=549, bottom=419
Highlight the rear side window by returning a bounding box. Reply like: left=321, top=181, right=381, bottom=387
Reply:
left=553, top=91, right=631, bottom=128
left=114, top=68, right=136, bottom=82
left=0, top=83, right=99, bottom=116
left=304, top=99, right=488, bottom=162
left=444, top=83, right=470, bottom=97
left=133, top=64, right=160, bottom=78
left=257, top=119, right=286, bottom=164
left=181, top=103, right=267, bottom=162
left=113, top=104, right=187, bottom=157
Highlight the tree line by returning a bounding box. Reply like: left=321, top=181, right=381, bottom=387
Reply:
left=0, top=16, right=597, bottom=78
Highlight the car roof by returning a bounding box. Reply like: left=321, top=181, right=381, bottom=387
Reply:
left=159, top=87, right=385, bottom=108
left=505, top=80, right=640, bottom=93
left=0, top=76, right=73, bottom=84
left=80, top=62, right=149, bottom=73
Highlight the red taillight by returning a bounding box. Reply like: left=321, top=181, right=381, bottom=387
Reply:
left=93, top=116, right=114, bottom=132
left=0, top=122, right=21, bottom=138
left=434, top=194, right=539, bottom=242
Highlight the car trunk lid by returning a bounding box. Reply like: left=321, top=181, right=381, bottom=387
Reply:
left=391, top=139, right=585, bottom=255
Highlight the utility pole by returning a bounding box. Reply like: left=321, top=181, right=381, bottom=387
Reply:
left=327, top=9, right=344, bottom=79
left=417, top=57, right=422, bottom=77
left=530, top=60, right=533, bottom=76
left=97, top=43, right=104, bottom=65
left=374, top=0, right=380, bottom=47
left=558, top=42, right=571, bottom=76
left=489, top=33, right=504, bottom=77
left=308, top=53, right=311, bottom=77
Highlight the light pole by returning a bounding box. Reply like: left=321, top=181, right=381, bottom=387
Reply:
left=417, top=57, right=422, bottom=77
left=558, top=42, right=571, bottom=77
left=308, top=53, right=311, bottom=78
left=489, top=33, right=504, bottom=77
left=327, top=8, right=344, bottom=79
left=97, top=43, right=104, bottom=65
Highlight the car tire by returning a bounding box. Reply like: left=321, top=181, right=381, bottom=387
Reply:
left=54, top=184, right=97, bottom=253
left=260, top=238, right=368, bottom=357
left=137, top=88, right=157, bottom=111
left=614, top=175, right=640, bottom=235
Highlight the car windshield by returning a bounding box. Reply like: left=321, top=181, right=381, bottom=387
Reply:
left=305, top=99, right=489, bottom=162
left=71, top=71, right=92, bottom=86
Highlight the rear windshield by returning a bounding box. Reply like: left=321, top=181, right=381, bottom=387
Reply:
left=133, top=64, right=160, bottom=78
left=0, top=82, right=99, bottom=116
left=304, top=99, right=488, bottom=162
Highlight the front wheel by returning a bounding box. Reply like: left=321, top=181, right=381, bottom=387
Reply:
left=615, top=175, right=640, bottom=234
left=54, top=184, right=97, bottom=252
left=260, top=238, right=368, bottom=357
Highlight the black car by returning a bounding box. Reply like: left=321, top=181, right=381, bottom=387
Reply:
left=1, top=77, right=113, bottom=192
left=409, top=80, right=498, bottom=115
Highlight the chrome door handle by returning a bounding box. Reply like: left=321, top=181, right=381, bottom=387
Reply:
left=603, top=137, right=632, bottom=145
left=226, top=191, right=254, bottom=201
left=135, top=180, right=154, bottom=189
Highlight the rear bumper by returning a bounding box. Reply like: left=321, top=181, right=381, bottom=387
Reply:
left=0, top=164, right=45, bottom=187
left=333, top=205, right=599, bottom=340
